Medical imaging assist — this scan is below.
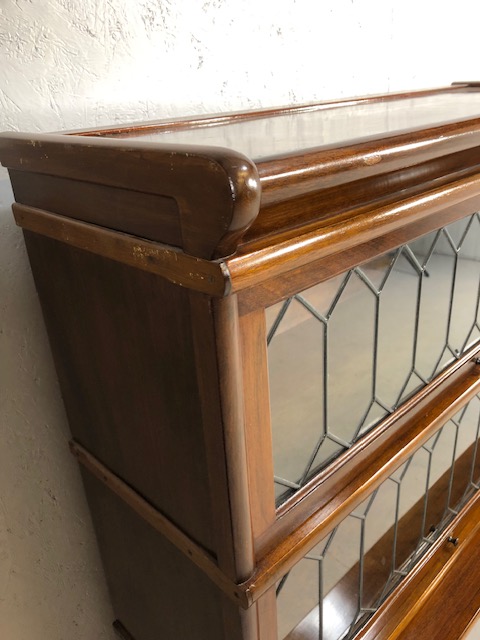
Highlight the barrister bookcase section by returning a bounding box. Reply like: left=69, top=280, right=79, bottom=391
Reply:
left=1, top=83, right=480, bottom=640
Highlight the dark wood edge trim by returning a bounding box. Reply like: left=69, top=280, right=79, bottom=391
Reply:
left=69, top=85, right=473, bottom=138
left=0, top=134, right=261, bottom=259
left=69, top=356, right=480, bottom=612
left=237, top=194, right=480, bottom=316
left=13, top=204, right=230, bottom=296
left=113, top=621, right=136, bottom=640
left=453, top=81, right=480, bottom=87
left=256, top=118, right=480, bottom=205
left=228, top=171, right=480, bottom=293
left=355, top=488, right=480, bottom=640
left=70, top=440, right=251, bottom=609
left=238, top=350, right=480, bottom=604
left=211, top=296, right=256, bottom=581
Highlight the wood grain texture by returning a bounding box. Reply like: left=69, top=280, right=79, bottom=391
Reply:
left=239, top=348, right=480, bottom=605
left=243, top=145, right=480, bottom=244
left=70, top=440, right=248, bottom=607
left=255, top=588, right=279, bottom=640
left=211, top=295, right=255, bottom=582
left=10, top=169, right=182, bottom=247
left=228, top=172, right=480, bottom=295
left=23, top=230, right=217, bottom=550
left=239, top=308, right=277, bottom=544
left=285, top=439, right=480, bottom=639
left=355, top=490, right=480, bottom=640
left=0, top=133, right=261, bottom=259
left=238, top=309, right=278, bottom=637
left=255, top=117, right=480, bottom=206
left=4, top=85, right=480, bottom=640
left=237, top=194, right=480, bottom=315
left=13, top=204, right=228, bottom=296
left=82, top=471, right=236, bottom=640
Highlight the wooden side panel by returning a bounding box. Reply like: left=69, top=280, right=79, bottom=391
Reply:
left=23, top=231, right=215, bottom=551
left=23, top=231, right=263, bottom=639
left=189, top=294, right=254, bottom=581
left=82, top=471, right=232, bottom=640
left=10, top=170, right=182, bottom=247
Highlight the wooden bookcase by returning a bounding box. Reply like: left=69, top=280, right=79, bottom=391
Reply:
left=2, top=83, right=480, bottom=640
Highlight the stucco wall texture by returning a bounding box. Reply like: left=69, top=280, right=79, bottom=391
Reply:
left=1, top=1, right=480, bottom=638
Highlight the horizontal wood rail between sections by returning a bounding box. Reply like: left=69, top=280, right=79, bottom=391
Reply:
left=239, top=347, right=480, bottom=605
left=355, top=489, right=480, bottom=640
left=69, top=440, right=251, bottom=609
left=71, top=348, right=480, bottom=612
left=227, top=171, right=480, bottom=294
left=13, top=204, right=230, bottom=297
left=237, top=193, right=480, bottom=316
left=285, top=438, right=480, bottom=638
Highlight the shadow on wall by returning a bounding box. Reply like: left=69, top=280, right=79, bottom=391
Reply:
left=0, top=171, right=116, bottom=639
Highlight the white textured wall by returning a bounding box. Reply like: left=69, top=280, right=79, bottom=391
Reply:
left=1, top=1, right=480, bottom=638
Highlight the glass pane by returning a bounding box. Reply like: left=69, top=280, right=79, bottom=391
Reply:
left=267, top=212, right=480, bottom=503
left=276, top=395, right=480, bottom=639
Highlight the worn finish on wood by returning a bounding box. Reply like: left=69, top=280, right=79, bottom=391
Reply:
left=0, top=133, right=261, bottom=259
left=13, top=204, right=229, bottom=296
left=3, top=86, right=480, bottom=640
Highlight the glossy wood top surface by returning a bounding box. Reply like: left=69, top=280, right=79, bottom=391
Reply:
left=4, top=85, right=480, bottom=271
left=83, top=87, right=480, bottom=161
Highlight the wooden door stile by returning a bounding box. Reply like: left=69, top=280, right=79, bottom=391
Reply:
left=239, top=306, right=279, bottom=638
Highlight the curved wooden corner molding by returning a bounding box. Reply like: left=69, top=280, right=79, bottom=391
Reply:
left=0, top=132, right=262, bottom=260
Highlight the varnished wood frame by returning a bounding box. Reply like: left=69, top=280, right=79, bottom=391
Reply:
left=66, top=320, right=480, bottom=613
left=0, top=134, right=261, bottom=260
left=69, top=84, right=474, bottom=140
left=3, top=86, right=480, bottom=640
left=355, top=489, right=480, bottom=640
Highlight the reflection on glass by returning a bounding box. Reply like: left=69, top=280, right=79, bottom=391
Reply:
left=267, top=213, right=480, bottom=503
left=276, top=396, right=480, bottom=639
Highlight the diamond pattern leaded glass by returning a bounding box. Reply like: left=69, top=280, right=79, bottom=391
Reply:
left=267, top=213, right=480, bottom=503
left=276, top=394, right=480, bottom=639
